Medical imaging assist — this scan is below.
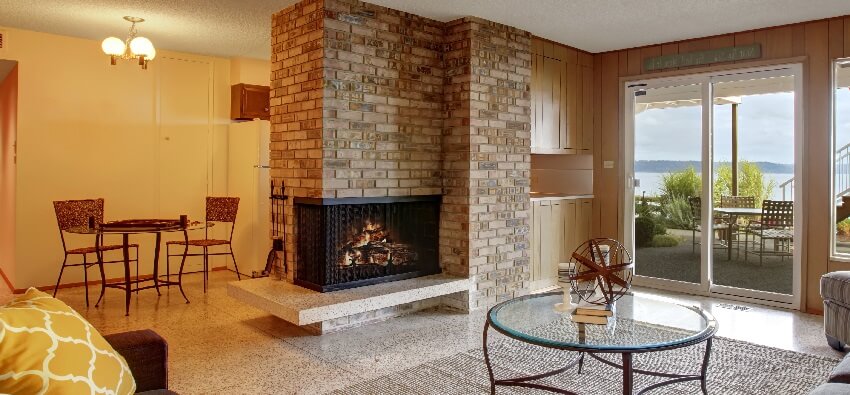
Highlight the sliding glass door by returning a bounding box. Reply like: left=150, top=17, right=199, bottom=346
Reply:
left=625, top=65, right=802, bottom=307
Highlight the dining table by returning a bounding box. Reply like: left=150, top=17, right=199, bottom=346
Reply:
left=712, top=207, right=762, bottom=260
left=66, top=219, right=210, bottom=315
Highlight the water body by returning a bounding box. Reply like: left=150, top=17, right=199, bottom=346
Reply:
left=634, top=172, right=794, bottom=201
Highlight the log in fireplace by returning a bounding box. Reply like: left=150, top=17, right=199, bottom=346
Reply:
left=294, top=195, right=441, bottom=292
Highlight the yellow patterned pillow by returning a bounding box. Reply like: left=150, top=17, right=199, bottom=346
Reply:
left=0, top=288, right=136, bottom=394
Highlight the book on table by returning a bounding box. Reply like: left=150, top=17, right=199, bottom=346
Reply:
left=570, top=313, right=609, bottom=325
left=574, top=301, right=614, bottom=317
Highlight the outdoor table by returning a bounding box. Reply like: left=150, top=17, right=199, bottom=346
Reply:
left=712, top=207, right=761, bottom=260
left=66, top=220, right=210, bottom=315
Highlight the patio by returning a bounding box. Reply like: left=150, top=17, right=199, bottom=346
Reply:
left=635, top=229, right=793, bottom=295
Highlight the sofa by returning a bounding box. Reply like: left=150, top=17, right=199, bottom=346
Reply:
left=822, top=271, right=850, bottom=351
left=104, top=329, right=176, bottom=395
left=809, top=353, right=850, bottom=394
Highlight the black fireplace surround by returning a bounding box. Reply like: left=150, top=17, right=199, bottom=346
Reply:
left=294, top=195, right=441, bottom=292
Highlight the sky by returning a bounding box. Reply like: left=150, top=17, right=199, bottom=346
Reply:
left=635, top=91, right=796, bottom=165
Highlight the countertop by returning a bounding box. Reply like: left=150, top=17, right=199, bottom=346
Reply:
left=530, top=193, right=594, bottom=202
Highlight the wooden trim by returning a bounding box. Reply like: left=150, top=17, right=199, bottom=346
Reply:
left=806, top=307, right=824, bottom=316
left=0, top=266, right=13, bottom=292
left=531, top=35, right=592, bottom=56
left=596, top=15, right=850, bottom=55
left=10, top=265, right=229, bottom=294
left=617, top=56, right=808, bottom=83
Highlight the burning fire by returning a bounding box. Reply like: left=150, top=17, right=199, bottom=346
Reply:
left=338, top=222, right=414, bottom=267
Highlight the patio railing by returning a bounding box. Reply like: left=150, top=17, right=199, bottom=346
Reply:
left=781, top=141, right=850, bottom=202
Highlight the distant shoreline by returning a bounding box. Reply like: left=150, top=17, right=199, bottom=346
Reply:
left=635, top=160, right=793, bottom=174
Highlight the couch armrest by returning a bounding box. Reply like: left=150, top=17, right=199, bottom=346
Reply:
left=103, top=329, right=168, bottom=392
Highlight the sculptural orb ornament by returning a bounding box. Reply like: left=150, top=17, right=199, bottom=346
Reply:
left=568, top=238, right=634, bottom=306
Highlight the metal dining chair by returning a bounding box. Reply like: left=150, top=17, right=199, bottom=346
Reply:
left=52, top=198, right=139, bottom=306
left=688, top=197, right=727, bottom=254
left=720, top=195, right=756, bottom=258
left=745, top=200, right=794, bottom=265
left=165, top=197, right=241, bottom=292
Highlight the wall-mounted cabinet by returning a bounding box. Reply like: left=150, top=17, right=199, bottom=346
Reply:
left=529, top=198, right=592, bottom=291
left=530, top=38, right=593, bottom=154
left=231, top=83, right=270, bottom=121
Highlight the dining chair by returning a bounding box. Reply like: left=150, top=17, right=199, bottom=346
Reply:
left=165, top=197, right=241, bottom=292
left=52, top=198, right=139, bottom=306
left=720, top=195, right=757, bottom=258
left=745, top=200, right=794, bottom=265
left=688, top=197, right=727, bottom=254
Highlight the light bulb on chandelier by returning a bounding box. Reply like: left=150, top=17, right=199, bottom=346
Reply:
left=101, top=16, right=156, bottom=69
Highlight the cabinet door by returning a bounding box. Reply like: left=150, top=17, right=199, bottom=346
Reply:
left=576, top=199, right=593, bottom=246
left=542, top=57, right=561, bottom=149
left=581, top=65, right=594, bottom=151
left=530, top=39, right=543, bottom=149
left=243, top=85, right=270, bottom=119
left=552, top=202, right=565, bottom=264
left=532, top=203, right=558, bottom=290
left=565, top=49, right=579, bottom=150
left=562, top=200, right=578, bottom=259
left=530, top=202, right=541, bottom=285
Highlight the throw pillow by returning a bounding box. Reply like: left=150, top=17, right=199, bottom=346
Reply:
left=0, top=288, right=136, bottom=394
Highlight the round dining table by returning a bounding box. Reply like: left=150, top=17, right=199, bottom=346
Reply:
left=67, top=219, right=210, bottom=315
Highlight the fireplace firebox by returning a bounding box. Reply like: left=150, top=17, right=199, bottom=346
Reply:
left=294, top=195, right=441, bottom=292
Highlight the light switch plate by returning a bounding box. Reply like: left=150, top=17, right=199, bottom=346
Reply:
left=603, top=161, right=614, bottom=169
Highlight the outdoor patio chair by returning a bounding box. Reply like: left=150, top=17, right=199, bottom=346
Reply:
left=720, top=195, right=757, bottom=258
left=52, top=198, right=139, bottom=306
left=687, top=197, right=727, bottom=254
left=745, top=200, right=793, bottom=265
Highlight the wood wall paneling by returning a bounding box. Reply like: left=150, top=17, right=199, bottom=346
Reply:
left=806, top=20, right=831, bottom=310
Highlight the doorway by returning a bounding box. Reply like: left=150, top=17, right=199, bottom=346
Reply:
left=624, top=64, right=802, bottom=308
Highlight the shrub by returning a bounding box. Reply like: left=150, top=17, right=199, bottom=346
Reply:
left=661, top=167, right=701, bottom=201
left=713, top=161, right=776, bottom=207
left=662, top=195, right=694, bottom=230
left=651, top=234, right=680, bottom=248
left=634, top=216, right=656, bottom=248
left=838, top=218, right=850, bottom=236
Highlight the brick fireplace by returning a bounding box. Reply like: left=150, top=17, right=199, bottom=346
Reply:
left=269, top=0, right=532, bottom=310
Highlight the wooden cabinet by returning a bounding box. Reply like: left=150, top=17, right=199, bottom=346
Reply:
left=530, top=38, right=594, bottom=154
left=529, top=198, right=593, bottom=291
left=231, top=83, right=270, bottom=121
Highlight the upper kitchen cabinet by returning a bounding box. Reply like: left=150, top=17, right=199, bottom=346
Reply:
left=530, top=38, right=593, bottom=154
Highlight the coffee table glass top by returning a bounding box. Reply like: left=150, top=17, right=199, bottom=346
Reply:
left=488, top=292, right=717, bottom=352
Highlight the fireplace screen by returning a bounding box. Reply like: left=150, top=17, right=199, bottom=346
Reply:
left=294, top=196, right=440, bottom=292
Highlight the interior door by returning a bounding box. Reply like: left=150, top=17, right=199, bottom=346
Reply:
left=157, top=57, right=212, bottom=273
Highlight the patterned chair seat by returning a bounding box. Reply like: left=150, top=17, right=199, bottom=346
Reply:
left=67, top=243, right=140, bottom=255
left=166, top=239, right=230, bottom=247
left=760, top=228, right=793, bottom=239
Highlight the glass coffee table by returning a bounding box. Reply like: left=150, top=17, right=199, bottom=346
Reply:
left=484, top=292, right=718, bottom=395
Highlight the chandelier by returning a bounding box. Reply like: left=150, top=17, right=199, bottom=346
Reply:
left=101, top=16, right=156, bottom=69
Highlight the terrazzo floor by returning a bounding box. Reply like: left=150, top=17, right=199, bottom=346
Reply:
left=1, top=271, right=844, bottom=394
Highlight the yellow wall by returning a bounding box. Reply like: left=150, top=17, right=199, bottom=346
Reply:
left=0, top=63, right=17, bottom=291
left=230, top=57, right=270, bottom=86
left=0, top=26, right=235, bottom=289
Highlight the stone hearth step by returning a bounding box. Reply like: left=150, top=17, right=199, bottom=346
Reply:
left=227, top=274, right=470, bottom=333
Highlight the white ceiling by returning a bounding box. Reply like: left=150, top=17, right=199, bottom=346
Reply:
left=0, top=0, right=849, bottom=59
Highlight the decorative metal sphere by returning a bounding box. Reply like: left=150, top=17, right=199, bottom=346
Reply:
left=568, top=238, right=633, bottom=306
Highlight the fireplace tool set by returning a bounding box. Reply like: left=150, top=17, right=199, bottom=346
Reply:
left=264, top=179, right=288, bottom=280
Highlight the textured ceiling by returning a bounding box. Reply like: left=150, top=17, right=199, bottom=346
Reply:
left=0, top=0, right=849, bottom=60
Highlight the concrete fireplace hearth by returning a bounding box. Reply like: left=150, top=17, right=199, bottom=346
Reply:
left=229, top=0, right=531, bottom=332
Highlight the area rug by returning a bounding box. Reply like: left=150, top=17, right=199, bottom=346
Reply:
left=333, top=323, right=840, bottom=394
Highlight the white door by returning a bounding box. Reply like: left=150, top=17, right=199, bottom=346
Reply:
left=625, top=65, right=802, bottom=309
